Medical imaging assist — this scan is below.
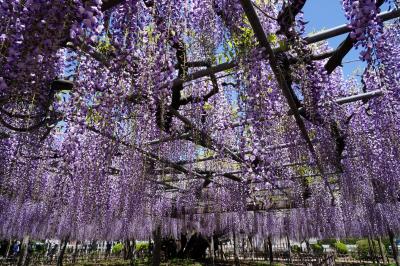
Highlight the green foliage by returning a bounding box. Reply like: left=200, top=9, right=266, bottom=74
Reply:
left=203, top=102, right=213, bottom=111
left=231, top=25, right=256, bottom=55
left=86, top=107, right=103, bottom=125
left=291, top=244, right=301, bottom=253
left=111, top=243, right=124, bottom=255
left=356, top=239, right=383, bottom=260
left=96, top=37, right=115, bottom=56
left=333, top=241, right=348, bottom=254
left=135, top=242, right=149, bottom=252
left=311, top=243, right=324, bottom=254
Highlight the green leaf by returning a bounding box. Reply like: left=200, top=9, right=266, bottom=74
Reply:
left=267, top=34, right=278, bottom=45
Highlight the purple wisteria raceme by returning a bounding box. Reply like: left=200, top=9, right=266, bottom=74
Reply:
left=342, top=0, right=383, bottom=61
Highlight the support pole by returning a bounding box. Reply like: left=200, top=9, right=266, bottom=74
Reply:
left=57, top=237, right=69, bottom=266
left=264, top=238, right=268, bottom=261
left=5, top=238, right=12, bottom=258
left=389, top=230, right=400, bottom=266
left=72, top=241, right=79, bottom=264
left=378, top=236, right=387, bottom=264
left=130, top=238, right=136, bottom=266
left=367, top=236, right=377, bottom=264
left=152, top=226, right=162, bottom=266
left=267, top=236, right=273, bottom=264
left=210, top=235, right=215, bottom=265
left=17, top=235, right=29, bottom=266
left=287, top=235, right=292, bottom=264
left=233, top=231, right=240, bottom=266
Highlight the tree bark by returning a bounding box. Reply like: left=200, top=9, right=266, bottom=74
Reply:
left=249, top=236, right=254, bottom=260
left=152, top=226, right=162, bottom=266
left=123, top=239, right=133, bottom=260
left=178, top=233, right=187, bottom=257
left=389, top=230, right=400, bottom=266
left=305, top=239, right=311, bottom=253
left=241, top=238, right=245, bottom=260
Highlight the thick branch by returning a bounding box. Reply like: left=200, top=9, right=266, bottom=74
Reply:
left=324, top=35, right=355, bottom=74
left=179, top=73, right=219, bottom=105
left=51, top=79, right=74, bottom=91
left=101, top=0, right=125, bottom=11
left=0, top=116, right=48, bottom=132
left=277, top=0, right=307, bottom=34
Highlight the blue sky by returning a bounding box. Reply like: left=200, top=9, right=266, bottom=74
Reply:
left=302, top=0, right=366, bottom=78
left=303, top=0, right=393, bottom=78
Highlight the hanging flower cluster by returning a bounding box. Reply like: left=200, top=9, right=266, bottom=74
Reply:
left=342, top=0, right=383, bottom=61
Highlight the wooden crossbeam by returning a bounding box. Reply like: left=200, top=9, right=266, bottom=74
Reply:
left=304, top=8, right=400, bottom=44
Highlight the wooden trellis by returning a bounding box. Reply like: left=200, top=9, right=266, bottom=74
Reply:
left=2, top=0, right=400, bottom=216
